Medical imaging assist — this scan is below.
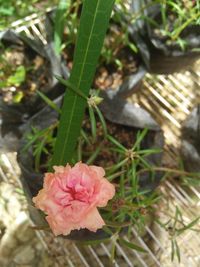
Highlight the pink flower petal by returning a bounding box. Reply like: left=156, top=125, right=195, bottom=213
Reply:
left=33, top=162, right=115, bottom=236
left=97, top=179, right=115, bottom=207
left=53, top=164, right=71, bottom=174
left=46, top=207, right=105, bottom=236
left=79, top=207, right=105, bottom=232
left=90, top=165, right=105, bottom=179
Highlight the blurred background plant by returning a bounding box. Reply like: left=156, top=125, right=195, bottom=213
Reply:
left=0, top=0, right=59, bottom=29
left=0, top=41, right=51, bottom=106
left=156, top=206, right=200, bottom=263
left=142, top=0, right=200, bottom=50
left=0, top=44, right=26, bottom=103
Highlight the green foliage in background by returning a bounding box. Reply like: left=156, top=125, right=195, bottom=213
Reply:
left=54, top=0, right=70, bottom=55
left=0, top=46, right=27, bottom=102
left=0, top=0, right=58, bottom=29
left=0, top=65, right=26, bottom=88
left=144, top=0, right=200, bottom=50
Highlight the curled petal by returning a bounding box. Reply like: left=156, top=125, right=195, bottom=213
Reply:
left=97, top=179, right=115, bottom=207
left=46, top=207, right=105, bottom=236
left=80, top=207, right=105, bottom=232
left=32, top=189, right=46, bottom=210
left=46, top=214, right=70, bottom=236
left=90, top=165, right=105, bottom=179
left=53, top=164, right=71, bottom=174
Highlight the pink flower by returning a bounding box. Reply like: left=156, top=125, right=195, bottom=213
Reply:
left=32, top=162, right=115, bottom=236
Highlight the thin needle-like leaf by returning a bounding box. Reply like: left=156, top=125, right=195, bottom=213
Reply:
left=95, top=105, right=107, bottom=136
left=132, top=128, right=148, bottom=151
left=119, top=238, right=147, bottom=253
left=88, top=106, right=97, bottom=142
left=36, top=90, right=61, bottom=114
left=107, top=135, right=126, bottom=151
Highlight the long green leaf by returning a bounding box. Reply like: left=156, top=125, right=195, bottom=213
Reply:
left=95, top=105, right=108, bottom=136
left=107, top=135, right=126, bottom=151
left=52, top=0, right=115, bottom=166
left=119, top=238, right=147, bottom=253
left=177, top=216, right=200, bottom=235
left=88, top=106, right=97, bottom=142
left=175, top=240, right=181, bottom=263
left=132, top=128, right=148, bottom=151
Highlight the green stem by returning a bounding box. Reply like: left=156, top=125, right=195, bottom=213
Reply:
left=172, top=11, right=200, bottom=40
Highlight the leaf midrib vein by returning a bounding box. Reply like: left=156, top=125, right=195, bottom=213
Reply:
left=59, top=0, right=101, bottom=164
